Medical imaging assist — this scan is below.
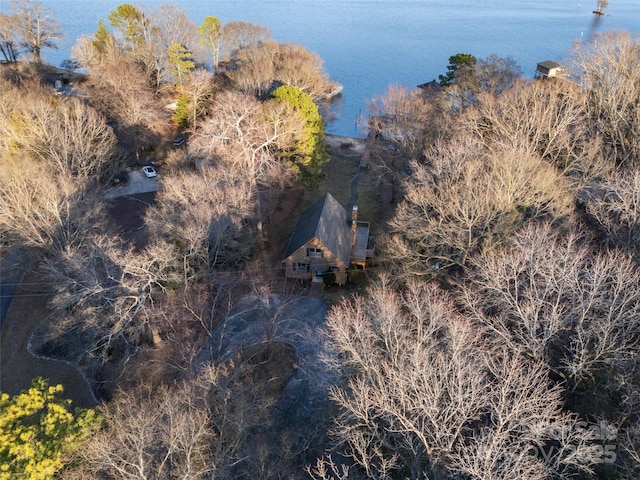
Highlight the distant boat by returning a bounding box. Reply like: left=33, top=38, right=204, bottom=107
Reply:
left=593, top=0, right=608, bottom=15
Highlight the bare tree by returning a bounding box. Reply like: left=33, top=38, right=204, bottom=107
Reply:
left=316, top=277, right=600, bottom=480
left=147, top=5, right=199, bottom=87
left=385, top=141, right=572, bottom=274
left=7, top=0, right=62, bottom=63
left=224, top=41, right=277, bottom=98
left=0, top=74, right=32, bottom=145
left=42, top=234, right=179, bottom=365
left=152, top=4, right=199, bottom=55
left=75, top=368, right=219, bottom=479
left=583, top=169, right=640, bottom=257
left=276, top=43, right=337, bottom=99
left=463, top=78, right=594, bottom=174
left=619, top=406, right=640, bottom=480
left=145, top=165, right=255, bottom=284
left=229, top=41, right=341, bottom=102
left=0, top=13, right=18, bottom=62
left=0, top=160, right=98, bottom=254
left=5, top=95, right=118, bottom=179
left=189, top=90, right=303, bottom=230
left=180, top=68, right=216, bottom=126
left=221, top=20, right=272, bottom=61
left=570, top=31, right=640, bottom=167
left=0, top=77, right=120, bottom=266
left=475, top=53, right=522, bottom=96
left=73, top=357, right=279, bottom=479
left=367, top=84, right=440, bottom=159
left=84, top=59, right=169, bottom=160
left=461, top=223, right=640, bottom=388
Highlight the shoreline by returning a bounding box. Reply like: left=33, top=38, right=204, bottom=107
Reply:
left=324, top=134, right=367, bottom=154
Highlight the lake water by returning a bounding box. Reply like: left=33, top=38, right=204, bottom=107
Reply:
left=7, top=0, right=640, bottom=137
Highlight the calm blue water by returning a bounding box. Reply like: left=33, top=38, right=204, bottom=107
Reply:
left=3, top=1, right=639, bottom=136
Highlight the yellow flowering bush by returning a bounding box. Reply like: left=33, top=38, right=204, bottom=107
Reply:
left=0, top=378, right=97, bottom=479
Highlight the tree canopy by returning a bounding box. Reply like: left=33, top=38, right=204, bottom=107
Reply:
left=107, top=3, right=148, bottom=50
left=271, top=84, right=329, bottom=186
left=5, top=0, right=62, bottom=63
left=0, top=378, right=97, bottom=480
left=438, top=52, right=478, bottom=87
left=198, top=16, right=223, bottom=72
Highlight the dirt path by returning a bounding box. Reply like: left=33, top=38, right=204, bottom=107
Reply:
left=0, top=272, right=97, bottom=408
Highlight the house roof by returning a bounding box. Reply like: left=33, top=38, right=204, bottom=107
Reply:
left=536, top=60, right=562, bottom=70
left=417, top=79, right=443, bottom=92
left=283, top=193, right=352, bottom=265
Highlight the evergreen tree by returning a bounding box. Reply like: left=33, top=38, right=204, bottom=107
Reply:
left=91, top=19, right=110, bottom=63
left=168, top=43, right=195, bottom=85
left=107, top=3, right=148, bottom=50
left=271, top=85, right=329, bottom=187
left=438, top=53, right=478, bottom=87
left=198, top=16, right=223, bottom=73
left=174, top=93, right=189, bottom=128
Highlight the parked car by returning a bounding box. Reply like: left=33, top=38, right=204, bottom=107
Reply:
left=173, top=136, right=184, bottom=146
left=142, top=165, right=157, bottom=178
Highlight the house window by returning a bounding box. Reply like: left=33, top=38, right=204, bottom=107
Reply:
left=307, top=247, right=323, bottom=258
left=295, top=263, right=310, bottom=272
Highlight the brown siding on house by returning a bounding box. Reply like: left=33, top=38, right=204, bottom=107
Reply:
left=284, top=238, right=348, bottom=284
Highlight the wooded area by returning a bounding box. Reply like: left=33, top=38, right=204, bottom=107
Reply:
left=1, top=1, right=640, bottom=479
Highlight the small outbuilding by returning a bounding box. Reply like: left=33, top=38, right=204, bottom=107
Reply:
left=282, top=193, right=373, bottom=285
left=535, top=61, right=569, bottom=79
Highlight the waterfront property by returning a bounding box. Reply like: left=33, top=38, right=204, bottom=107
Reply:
left=535, top=61, right=569, bottom=79
left=282, top=193, right=373, bottom=284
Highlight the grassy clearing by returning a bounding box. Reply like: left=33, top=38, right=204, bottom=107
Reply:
left=302, top=140, right=385, bottom=232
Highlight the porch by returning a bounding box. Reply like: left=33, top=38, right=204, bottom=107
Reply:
left=351, top=222, right=374, bottom=266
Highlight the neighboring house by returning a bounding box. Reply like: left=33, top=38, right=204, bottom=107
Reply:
left=282, top=193, right=373, bottom=284
left=417, top=79, right=443, bottom=98
left=535, top=61, right=569, bottom=79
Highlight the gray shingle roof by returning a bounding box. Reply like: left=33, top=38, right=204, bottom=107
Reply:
left=283, top=193, right=352, bottom=266
left=537, top=60, right=562, bottom=70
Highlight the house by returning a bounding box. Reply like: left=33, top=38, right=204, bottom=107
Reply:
left=535, top=61, right=569, bottom=79
left=282, top=193, right=373, bottom=284
left=417, top=79, right=443, bottom=98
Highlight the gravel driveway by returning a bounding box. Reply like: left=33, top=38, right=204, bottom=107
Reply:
left=104, top=169, right=160, bottom=199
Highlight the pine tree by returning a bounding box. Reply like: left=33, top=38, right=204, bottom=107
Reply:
left=174, top=93, right=190, bottom=128
left=168, top=43, right=195, bottom=85
left=438, top=53, right=478, bottom=87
